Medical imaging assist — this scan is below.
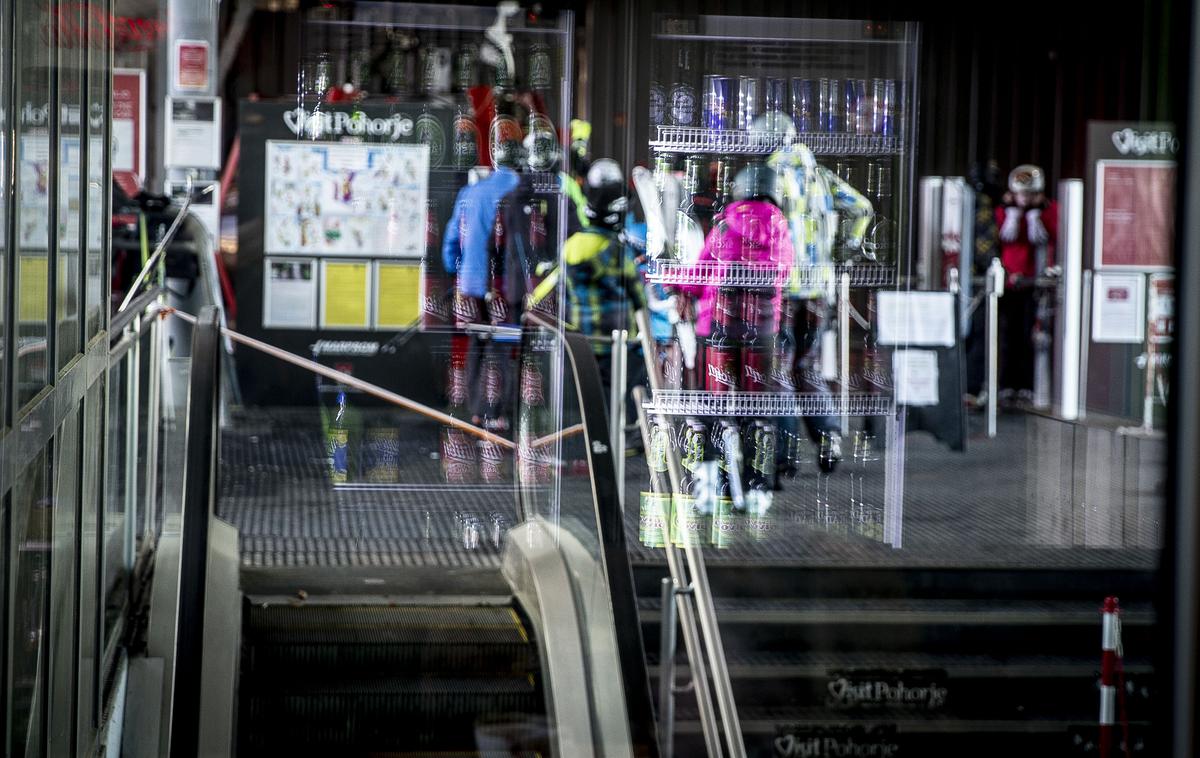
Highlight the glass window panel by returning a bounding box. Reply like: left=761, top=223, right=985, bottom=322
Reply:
left=103, top=354, right=129, bottom=654
left=56, top=1, right=84, bottom=371
left=76, top=379, right=104, bottom=740
left=7, top=449, right=52, bottom=758
left=135, top=329, right=154, bottom=553
left=0, top=0, right=8, bottom=425
left=84, top=0, right=107, bottom=340
left=14, top=0, right=54, bottom=407
left=48, top=407, right=81, bottom=754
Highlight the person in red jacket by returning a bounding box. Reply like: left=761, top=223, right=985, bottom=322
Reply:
left=995, top=164, right=1057, bottom=400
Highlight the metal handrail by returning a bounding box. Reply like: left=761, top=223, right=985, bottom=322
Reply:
left=636, top=307, right=745, bottom=758
left=116, top=177, right=212, bottom=314
left=166, top=307, right=515, bottom=449
left=169, top=306, right=222, bottom=757
left=520, top=309, right=662, bottom=757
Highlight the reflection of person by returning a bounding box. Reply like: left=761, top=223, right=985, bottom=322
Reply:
left=965, top=160, right=1004, bottom=406
left=530, top=159, right=646, bottom=417
left=442, top=138, right=522, bottom=428
left=996, top=164, right=1057, bottom=400
left=768, top=145, right=874, bottom=470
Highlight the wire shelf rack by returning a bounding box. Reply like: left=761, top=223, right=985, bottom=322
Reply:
left=644, top=260, right=896, bottom=289
left=650, top=126, right=903, bottom=156
left=644, top=390, right=894, bottom=417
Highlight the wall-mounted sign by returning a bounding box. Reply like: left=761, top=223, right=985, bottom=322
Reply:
left=112, top=68, right=146, bottom=194
left=374, top=261, right=423, bottom=329
left=164, top=96, right=220, bottom=169
left=1087, top=121, right=1177, bottom=271
left=174, top=39, right=210, bottom=91
left=320, top=259, right=372, bottom=329
left=263, top=257, right=317, bottom=329
left=264, top=140, right=429, bottom=258
left=1092, top=271, right=1146, bottom=344
left=1094, top=160, right=1175, bottom=270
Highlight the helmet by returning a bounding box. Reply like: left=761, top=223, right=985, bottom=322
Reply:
left=1008, top=164, right=1045, bottom=194
left=732, top=162, right=781, bottom=206
left=583, top=159, right=627, bottom=230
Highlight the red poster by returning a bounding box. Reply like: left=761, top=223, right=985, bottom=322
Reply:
left=111, top=68, right=145, bottom=196
left=175, top=39, right=210, bottom=91
left=1096, top=160, right=1176, bottom=269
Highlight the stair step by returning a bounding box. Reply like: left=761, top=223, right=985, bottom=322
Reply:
left=638, top=596, right=1155, bottom=626
left=647, top=650, right=1153, bottom=679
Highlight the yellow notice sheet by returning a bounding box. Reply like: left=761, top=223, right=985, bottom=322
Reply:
left=374, top=262, right=421, bottom=328
left=19, top=255, right=49, bottom=324
left=321, top=260, right=371, bottom=329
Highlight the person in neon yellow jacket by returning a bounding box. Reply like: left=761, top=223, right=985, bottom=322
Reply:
left=766, top=142, right=875, bottom=472
left=767, top=143, right=874, bottom=298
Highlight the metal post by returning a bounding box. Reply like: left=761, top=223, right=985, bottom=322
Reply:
left=658, top=577, right=678, bottom=758
left=839, top=272, right=851, bottom=436
left=1057, top=180, right=1085, bottom=420
left=124, top=318, right=141, bottom=572
left=986, top=258, right=1005, bottom=439
left=1079, top=270, right=1093, bottom=420
left=635, top=310, right=723, bottom=758
left=610, top=329, right=628, bottom=510
left=145, top=312, right=163, bottom=541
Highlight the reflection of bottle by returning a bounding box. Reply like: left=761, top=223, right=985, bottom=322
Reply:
left=452, top=106, right=479, bottom=169
left=329, top=392, right=349, bottom=484
left=454, top=44, right=478, bottom=92
left=865, top=160, right=895, bottom=263
left=673, top=156, right=704, bottom=259
left=416, top=105, right=446, bottom=168
left=528, top=43, right=552, bottom=91
left=668, top=44, right=697, bottom=126
left=713, top=156, right=736, bottom=215
left=861, top=291, right=892, bottom=392
left=639, top=422, right=671, bottom=548
left=649, top=49, right=667, bottom=127
left=442, top=354, right=477, bottom=484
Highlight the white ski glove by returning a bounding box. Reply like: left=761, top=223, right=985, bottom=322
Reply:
left=999, top=206, right=1022, bottom=242
left=1025, top=208, right=1049, bottom=245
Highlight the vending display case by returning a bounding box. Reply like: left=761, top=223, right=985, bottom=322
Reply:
left=637, top=15, right=920, bottom=554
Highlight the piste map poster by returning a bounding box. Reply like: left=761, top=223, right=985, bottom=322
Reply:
left=264, top=140, right=429, bottom=259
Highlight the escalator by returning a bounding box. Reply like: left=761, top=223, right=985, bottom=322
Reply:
left=239, top=596, right=549, bottom=754
left=125, top=307, right=659, bottom=757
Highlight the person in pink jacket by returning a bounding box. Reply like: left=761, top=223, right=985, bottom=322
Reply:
left=677, top=163, right=794, bottom=341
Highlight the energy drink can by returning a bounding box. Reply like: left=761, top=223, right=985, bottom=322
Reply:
left=705, top=341, right=740, bottom=393
left=791, top=78, right=816, bottom=132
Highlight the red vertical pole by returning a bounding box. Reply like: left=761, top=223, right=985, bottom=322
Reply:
left=1099, top=596, right=1121, bottom=758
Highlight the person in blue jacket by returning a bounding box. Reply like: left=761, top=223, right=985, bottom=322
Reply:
left=441, top=138, right=523, bottom=429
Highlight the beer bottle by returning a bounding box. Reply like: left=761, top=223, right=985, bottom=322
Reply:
left=865, top=160, right=895, bottom=264
left=328, top=391, right=350, bottom=484
left=668, top=43, right=698, bottom=126
left=639, top=421, right=672, bottom=548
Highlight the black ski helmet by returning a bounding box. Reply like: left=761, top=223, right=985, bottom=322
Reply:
left=583, top=159, right=627, bottom=230
left=732, top=161, right=781, bottom=206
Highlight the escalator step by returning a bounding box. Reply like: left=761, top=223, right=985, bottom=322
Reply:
left=245, top=604, right=530, bottom=645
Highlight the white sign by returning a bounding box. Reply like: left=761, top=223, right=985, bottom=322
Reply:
left=262, top=257, right=317, bottom=329
left=164, top=96, right=221, bottom=169
left=893, top=349, right=939, bottom=406
left=1092, top=272, right=1146, bottom=343
left=265, top=140, right=429, bottom=258
left=876, top=291, right=956, bottom=347
left=282, top=106, right=414, bottom=142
